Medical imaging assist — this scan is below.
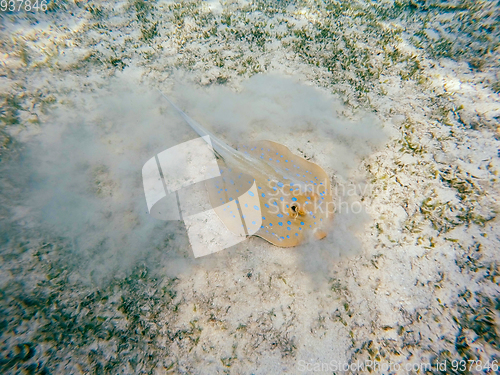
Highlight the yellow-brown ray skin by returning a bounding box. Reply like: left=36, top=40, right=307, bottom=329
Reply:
left=238, top=140, right=334, bottom=247
left=253, top=184, right=333, bottom=247
left=204, top=140, right=333, bottom=248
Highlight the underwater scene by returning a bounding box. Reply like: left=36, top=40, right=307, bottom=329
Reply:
left=1, top=0, right=499, bottom=373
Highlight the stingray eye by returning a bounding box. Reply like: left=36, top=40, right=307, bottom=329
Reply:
left=290, top=203, right=305, bottom=217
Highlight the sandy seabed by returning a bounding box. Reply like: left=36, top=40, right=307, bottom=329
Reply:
left=1, top=0, right=499, bottom=374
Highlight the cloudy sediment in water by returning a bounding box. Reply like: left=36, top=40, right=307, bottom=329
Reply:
left=1, top=0, right=499, bottom=373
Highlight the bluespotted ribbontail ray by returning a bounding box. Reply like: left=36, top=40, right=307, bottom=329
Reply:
left=158, top=90, right=334, bottom=247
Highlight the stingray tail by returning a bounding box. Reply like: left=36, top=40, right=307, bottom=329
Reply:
left=157, top=89, right=236, bottom=161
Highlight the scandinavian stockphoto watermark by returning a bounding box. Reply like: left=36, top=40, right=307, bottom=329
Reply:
left=261, top=177, right=371, bottom=217
left=142, top=136, right=371, bottom=257
left=296, top=358, right=499, bottom=373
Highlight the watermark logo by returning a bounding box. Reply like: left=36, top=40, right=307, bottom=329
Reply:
left=259, top=177, right=371, bottom=218
left=297, top=359, right=449, bottom=373
left=142, top=136, right=261, bottom=258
